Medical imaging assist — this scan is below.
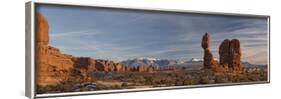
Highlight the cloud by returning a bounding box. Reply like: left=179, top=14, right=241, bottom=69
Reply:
left=40, top=5, right=268, bottom=64
left=50, top=30, right=99, bottom=38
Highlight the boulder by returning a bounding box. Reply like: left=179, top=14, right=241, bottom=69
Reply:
left=201, top=32, right=210, bottom=49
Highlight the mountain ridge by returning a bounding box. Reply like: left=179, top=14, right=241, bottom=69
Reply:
left=120, top=57, right=265, bottom=67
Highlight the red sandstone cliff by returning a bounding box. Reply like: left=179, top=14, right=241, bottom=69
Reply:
left=35, top=13, right=158, bottom=86
left=36, top=13, right=74, bottom=86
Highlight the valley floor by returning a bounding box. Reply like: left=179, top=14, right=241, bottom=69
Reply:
left=37, top=67, right=268, bottom=94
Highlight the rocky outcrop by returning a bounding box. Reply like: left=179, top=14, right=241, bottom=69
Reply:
left=73, top=57, right=96, bottom=71
left=36, top=13, right=74, bottom=86
left=201, top=33, right=219, bottom=69
left=94, top=60, right=128, bottom=72
left=136, top=64, right=148, bottom=72
left=114, top=63, right=126, bottom=72
left=229, top=39, right=242, bottom=69
left=202, top=33, right=243, bottom=73
left=134, top=64, right=159, bottom=73
left=219, top=39, right=242, bottom=71
left=219, top=39, right=231, bottom=67
left=36, top=12, right=160, bottom=86
left=147, top=66, right=154, bottom=73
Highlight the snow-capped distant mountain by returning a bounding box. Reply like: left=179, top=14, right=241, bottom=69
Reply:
left=120, top=58, right=265, bottom=68
left=120, top=58, right=190, bottom=67
left=188, top=58, right=203, bottom=62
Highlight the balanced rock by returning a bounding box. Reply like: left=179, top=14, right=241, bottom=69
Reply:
left=201, top=33, right=210, bottom=49
left=201, top=33, right=218, bottom=69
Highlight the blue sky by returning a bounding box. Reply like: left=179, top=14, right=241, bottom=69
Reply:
left=37, top=4, right=268, bottom=64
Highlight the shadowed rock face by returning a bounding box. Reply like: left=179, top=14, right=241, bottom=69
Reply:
left=94, top=60, right=128, bottom=72
left=219, top=39, right=231, bottom=67
left=229, top=39, right=241, bottom=68
left=201, top=33, right=210, bottom=49
left=219, top=39, right=241, bottom=69
left=73, top=57, right=96, bottom=72
left=136, top=64, right=148, bottom=72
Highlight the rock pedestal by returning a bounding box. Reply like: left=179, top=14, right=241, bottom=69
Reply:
left=201, top=33, right=218, bottom=69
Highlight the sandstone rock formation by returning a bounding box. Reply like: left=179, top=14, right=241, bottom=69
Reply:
left=114, top=63, right=126, bottom=72
left=202, top=32, right=243, bottom=73
left=134, top=64, right=159, bottom=73
left=94, top=60, right=128, bottom=72
left=147, top=66, right=156, bottom=73
left=136, top=64, right=148, bottom=72
left=229, top=39, right=242, bottom=69
left=201, top=33, right=219, bottom=69
left=36, top=12, right=159, bottom=86
left=219, top=39, right=231, bottom=67
left=36, top=13, right=74, bottom=86
left=219, top=39, right=242, bottom=71
left=73, top=57, right=96, bottom=71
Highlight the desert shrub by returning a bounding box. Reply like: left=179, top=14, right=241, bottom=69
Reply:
left=159, top=79, right=168, bottom=84
left=247, top=73, right=260, bottom=81
left=239, top=74, right=250, bottom=82
left=121, top=82, right=129, bottom=87
left=92, top=71, right=106, bottom=79
left=200, top=76, right=215, bottom=84
left=175, top=79, right=183, bottom=86
left=95, top=84, right=107, bottom=90
left=36, top=85, right=47, bottom=94
left=112, top=85, right=121, bottom=89
left=36, top=83, right=66, bottom=93
left=167, top=73, right=173, bottom=77
left=183, top=79, right=195, bottom=85
left=128, top=73, right=135, bottom=78
left=144, top=76, right=153, bottom=85
left=215, top=75, right=229, bottom=83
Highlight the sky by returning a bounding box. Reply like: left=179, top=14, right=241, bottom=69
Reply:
left=37, top=4, right=269, bottom=65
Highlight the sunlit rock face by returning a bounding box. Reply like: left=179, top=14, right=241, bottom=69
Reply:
left=36, top=13, right=74, bottom=86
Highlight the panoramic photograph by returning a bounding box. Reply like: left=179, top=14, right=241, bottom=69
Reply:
left=35, top=4, right=269, bottom=94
